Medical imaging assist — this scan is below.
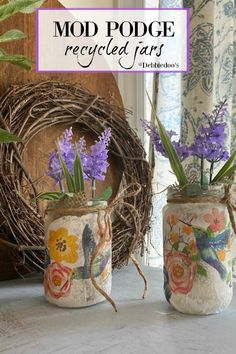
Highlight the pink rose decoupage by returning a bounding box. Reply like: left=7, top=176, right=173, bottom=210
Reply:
left=163, top=202, right=233, bottom=314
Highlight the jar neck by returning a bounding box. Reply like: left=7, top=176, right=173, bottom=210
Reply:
left=167, top=185, right=226, bottom=203
left=46, top=199, right=107, bottom=216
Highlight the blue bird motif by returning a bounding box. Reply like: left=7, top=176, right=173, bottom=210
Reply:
left=193, top=226, right=231, bottom=281
left=82, top=224, right=96, bottom=279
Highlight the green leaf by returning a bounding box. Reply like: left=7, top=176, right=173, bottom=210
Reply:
left=18, top=0, right=44, bottom=13
left=226, top=271, right=232, bottom=285
left=197, top=264, right=207, bottom=277
left=182, top=246, right=189, bottom=255
left=0, top=47, right=6, bottom=55
left=74, top=153, right=85, bottom=193
left=57, top=146, right=75, bottom=193
left=71, top=270, right=83, bottom=280
left=212, top=150, right=236, bottom=183
left=99, top=186, right=112, bottom=201
left=35, top=192, right=74, bottom=201
left=0, top=128, right=21, bottom=143
left=172, top=242, right=179, bottom=251
left=147, top=92, right=189, bottom=187
left=0, top=0, right=44, bottom=21
left=190, top=253, right=201, bottom=261
left=93, top=187, right=112, bottom=202
left=0, top=53, right=33, bottom=70
left=0, top=29, right=25, bottom=43
left=216, top=165, right=236, bottom=181
left=207, top=227, right=214, bottom=238
left=36, top=192, right=64, bottom=201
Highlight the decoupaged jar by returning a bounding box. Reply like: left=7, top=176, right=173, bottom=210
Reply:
left=44, top=198, right=112, bottom=308
left=163, top=186, right=233, bottom=315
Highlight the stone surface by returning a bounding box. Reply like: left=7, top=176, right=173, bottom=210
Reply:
left=0, top=266, right=236, bottom=354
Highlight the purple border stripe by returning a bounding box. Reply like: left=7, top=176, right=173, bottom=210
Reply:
left=36, top=8, right=190, bottom=74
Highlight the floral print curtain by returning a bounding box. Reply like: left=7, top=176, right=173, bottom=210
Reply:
left=148, top=0, right=236, bottom=273
left=181, top=0, right=236, bottom=276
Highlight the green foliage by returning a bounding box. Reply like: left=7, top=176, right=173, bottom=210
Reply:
left=36, top=192, right=74, bottom=201
left=0, top=0, right=44, bottom=21
left=74, top=153, right=85, bottom=193
left=197, top=264, right=207, bottom=277
left=71, top=270, right=83, bottom=280
left=226, top=271, right=232, bottom=285
left=0, top=127, right=21, bottom=143
left=37, top=178, right=112, bottom=204
left=172, top=242, right=179, bottom=251
left=17, top=0, right=44, bottom=13
left=0, top=29, right=25, bottom=42
left=147, top=92, right=189, bottom=187
left=92, top=187, right=112, bottom=202
left=55, top=145, right=85, bottom=194
left=36, top=143, right=112, bottom=202
left=0, top=51, right=33, bottom=70
left=0, top=0, right=45, bottom=70
left=212, top=150, right=236, bottom=183
left=57, top=147, right=76, bottom=193
left=206, top=227, right=214, bottom=238
left=190, top=253, right=201, bottom=262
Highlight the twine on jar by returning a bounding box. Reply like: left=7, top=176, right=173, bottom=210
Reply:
left=223, top=185, right=236, bottom=236
left=44, top=183, right=147, bottom=311
left=107, top=183, right=148, bottom=299
left=89, top=182, right=148, bottom=312
left=89, top=208, right=117, bottom=312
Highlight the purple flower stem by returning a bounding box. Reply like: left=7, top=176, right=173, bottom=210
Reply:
left=59, top=180, right=64, bottom=193
left=91, top=178, right=96, bottom=198
left=200, top=155, right=204, bottom=186
left=214, top=99, right=227, bottom=124
left=209, top=162, right=214, bottom=183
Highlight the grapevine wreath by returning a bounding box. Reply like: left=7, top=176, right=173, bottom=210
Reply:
left=0, top=81, right=152, bottom=273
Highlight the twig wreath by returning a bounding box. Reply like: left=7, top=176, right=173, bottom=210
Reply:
left=0, top=81, right=152, bottom=273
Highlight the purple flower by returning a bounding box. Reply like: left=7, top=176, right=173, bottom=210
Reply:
left=81, top=128, right=112, bottom=181
left=190, top=101, right=229, bottom=163
left=47, top=127, right=112, bottom=184
left=173, top=141, right=190, bottom=160
left=47, top=127, right=75, bottom=183
left=142, top=120, right=190, bottom=160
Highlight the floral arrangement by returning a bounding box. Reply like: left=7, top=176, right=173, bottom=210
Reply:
left=143, top=97, right=236, bottom=196
left=145, top=95, right=235, bottom=313
left=38, top=127, right=112, bottom=201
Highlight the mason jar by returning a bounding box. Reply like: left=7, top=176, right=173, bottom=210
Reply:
left=163, top=185, right=233, bottom=315
left=44, top=199, right=112, bottom=308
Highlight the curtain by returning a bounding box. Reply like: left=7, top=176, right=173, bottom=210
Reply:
left=149, top=0, right=236, bottom=273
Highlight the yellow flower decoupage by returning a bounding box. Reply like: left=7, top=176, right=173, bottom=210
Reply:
left=48, top=227, right=79, bottom=264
